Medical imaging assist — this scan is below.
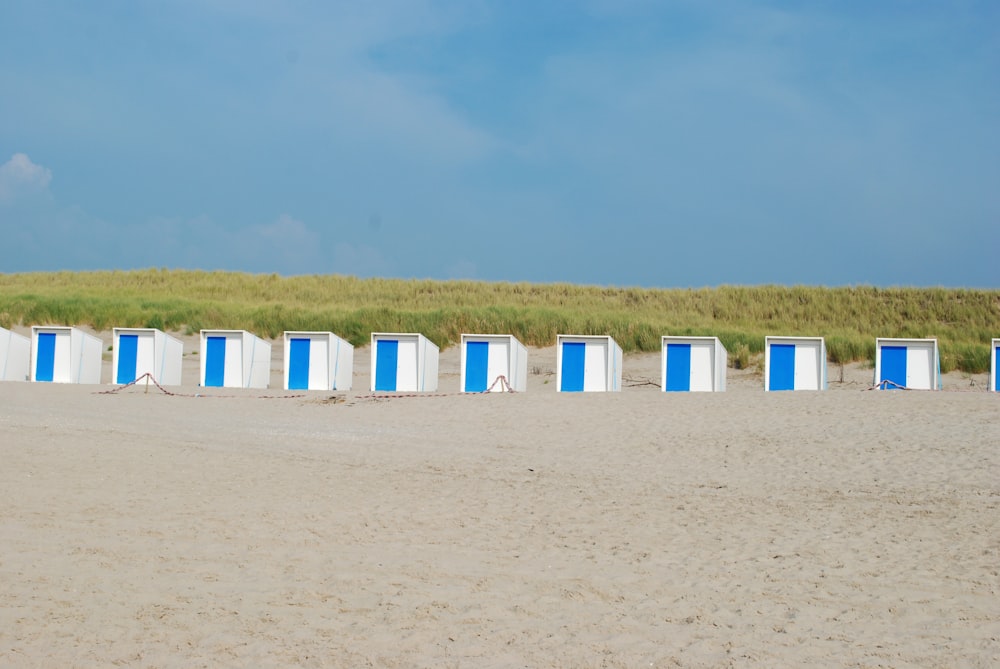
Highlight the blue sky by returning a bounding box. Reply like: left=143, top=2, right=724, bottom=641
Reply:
left=1, top=1, right=997, bottom=287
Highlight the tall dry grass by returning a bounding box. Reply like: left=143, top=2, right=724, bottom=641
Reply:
left=0, top=270, right=997, bottom=372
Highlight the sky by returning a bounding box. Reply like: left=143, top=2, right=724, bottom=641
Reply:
left=1, top=1, right=997, bottom=288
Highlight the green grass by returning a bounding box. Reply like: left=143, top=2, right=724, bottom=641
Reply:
left=1, top=270, right=997, bottom=373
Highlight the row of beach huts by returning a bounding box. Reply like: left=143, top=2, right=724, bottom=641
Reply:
left=2, top=325, right=999, bottom=392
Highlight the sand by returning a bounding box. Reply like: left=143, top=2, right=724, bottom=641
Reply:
left=1, top=329, right=998, bottom=667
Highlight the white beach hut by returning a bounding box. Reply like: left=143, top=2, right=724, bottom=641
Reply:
left=370, top=332, right=439, bottom=392
left=199, top=329, right=271, bottom=389
left=0, top=326, right=30, bottom=382
left=990, top=338, right=999, bottom=393
left=556, top=334, right=623, bottom=392
left=661, top=336, right=727, bottom=392
left=112, top=327, right=184, bottom=386
left=30, top=326, right=103, bottom=384
left=460, top=334, right=528, bottom=392
left=764, top=336, right=827, bottom=391
left=874, top=337, right=941, bottom=390
left=283, top=331, right=353, bottom=391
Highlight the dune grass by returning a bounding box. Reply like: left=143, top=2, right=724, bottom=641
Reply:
left=0, top=269, right=997, bottom=373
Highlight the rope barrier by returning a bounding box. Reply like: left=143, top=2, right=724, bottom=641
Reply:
left=96, top=374, right=977, bottom=397
left=485, top=375, right=513, bottom=392
left=96, top=373, right=305, bottom=399
left=867, top=379, right=909, bottom=391
left=863, top=379, right=944, bottom=391
left=96, top=374, right=517, bottom=400
left=624, top=376, right=661, bottom=389
left=359, top=375, right=517, bottom=401
left=97, top=373, right=181, bottom=396
left=862, top=380, right=977, bottom=391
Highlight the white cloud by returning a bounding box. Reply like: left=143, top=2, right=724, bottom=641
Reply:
left=236, top=3, right=503, bottom=165
left=446, top=259, right=477, bottom=279
left=0, top=153, right=52, bottom=203
left=316, top=66, right=499, bottom=163
left=259, top=213, right=309, bottom=237
left=331, top=241, right=393, bottom=277
left=242, top=214, right=323, bottom=273
left=122, top=213, right=327, bottom=274
left=0, top=202, right=342, bottom=275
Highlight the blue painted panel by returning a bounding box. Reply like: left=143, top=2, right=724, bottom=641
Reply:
left=35, top=332, right=56, bottom=382
left=880, top=345, right=907, bottom=390
left=288, top=338, right=311, bottom=390
left=465, top=341, right=489, bottom=392
left=205, top=336, right=227, bottom=387
left=769, top=343, right=796, bottom=391
left=560, top=342, right=585, bottom=392
left=665, top=343, right=691, bottom=392
left=995, top=346, right=1000, bottom=392
left=116, top=334, right=139, bottom=384
left=374, top=339, right=398, bottom=391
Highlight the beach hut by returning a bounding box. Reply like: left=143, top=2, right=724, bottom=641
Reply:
left=0, top=326, right=30, bottom=382
left=30, top=326, right=103, bottom=384
left=661, top=336, right=727, bottom=392
left=199, top=329, right=271, bottom=389
left=873, top=338, right=941, bottom=390
left=460, top=334, right=528, bottom=392
left=764, top=336, right=827, bottom=391
left=370, top=332, right=439, bottom=392
left=991, top=338, right=1000, bottom=393
left=112, top=328, right=183, bottom=386
left=556, top=334, right=622, bottom=392
left=283, top=331, right=354, bottom=391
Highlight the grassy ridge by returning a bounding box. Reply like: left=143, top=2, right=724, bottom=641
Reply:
left=0, top=269, right=997, bottom=373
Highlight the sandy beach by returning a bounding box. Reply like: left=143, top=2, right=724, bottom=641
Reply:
left=1, top=329, right=998, bottom=667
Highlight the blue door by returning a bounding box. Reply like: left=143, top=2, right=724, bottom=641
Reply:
left=116, top=334, right=139, bottom=384
left=464, top=341, right=489, bottom=392
left=995, top=345, right=999, bottom=392
left=560, top=342, right=585, bottom=392
left=880, top=345, right=907, bottom=390
left=665, top=343, right=691, bottom=391
left=374, top=339, right=399, bottom=391
left=288, top=338, right=311, bottom=390
left=35, top=332, right=56, bottom=382
left=769, top=343, right=796, bottom=391
left=205, top=336, right=227, bottom=387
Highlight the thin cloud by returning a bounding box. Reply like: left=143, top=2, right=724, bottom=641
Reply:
left=128, top=214, right=329, bottom=274
left=0, top=202, right=339, bottom=276
left=446, top=259, right=477, bottom=280
left=0, top=153, right=52, bottom=203
left=331, top=241, right=393, bottom=278
left=242, top=214, right=323, bottom=274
